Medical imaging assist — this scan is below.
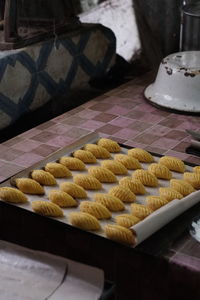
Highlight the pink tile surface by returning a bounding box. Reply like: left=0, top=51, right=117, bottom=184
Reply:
left=0, top=74, right=199, bottom=182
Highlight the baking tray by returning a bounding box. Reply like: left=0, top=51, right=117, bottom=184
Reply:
left=1, top=132, right=200, bottom=247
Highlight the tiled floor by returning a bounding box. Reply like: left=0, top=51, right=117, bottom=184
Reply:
left=0, top=73, right=200, bottom=182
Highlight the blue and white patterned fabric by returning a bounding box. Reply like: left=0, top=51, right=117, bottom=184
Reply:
left=0, top=24, right=116, bottom=130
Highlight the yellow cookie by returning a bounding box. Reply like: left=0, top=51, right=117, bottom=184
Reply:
left=101, top=160, right=128, bottom=175
left=119, top=177, right=146, bottom=194
left=94, top=193, right=125, bottom=211
left=88, top=166, right=117, bottom=183
left=104, top=224, right=135, bottom=246
left=115, top=214, right=140, bottom=228
left=48, top=190, right=77, bottom=207
left=170, top=179, right=195, bottom=196
left=114, top=154, right=142, bottom=170
left=131, top=203, right=153, bottom=219
left=183, top=172, right=200, bottom=189
left=108, top=185, right=136, bottom=203
left=73, top=174, right=102, bottom=190
left=31, top=170, right=57, bottom=186
left=159, top=187, right=183, bottom=201
left=194, top=166, right=200, bottom=173
left=32, top=200, right=64, bottom=217
left=97, top=138, right=121, bottom=152
left=60, top=182, right=87, bottom=198
left=69, top=212, right=101, bottom=231
left=15, top=178, right=44, bottom=195
left=84, top=144, right=111, bottom=159
left=59, top=157, right=86, bottom=170
left=72, top=149, right=97, bottom=163
left=45, top=162, right=72, bottom=178
left=128, top=148, right=154, bottom=163
left=159, top=156, right=185, bottom=173
left=132, top=170, right=158, bottom=187
left=148, top=163, right=172, bottom=180
left=0, top=187, right=28, bottom=203
left=146, top=195, right=169, bottom=211
left=79, top=201, right=111, bottom=219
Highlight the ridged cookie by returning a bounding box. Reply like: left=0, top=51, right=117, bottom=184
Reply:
left=73, top=174, right=102, bottom=190
left=146, top=195, right=168, bottom=211
left=69, top=212, right=101, bottom=231
left=183, top=172, right=200, bottom=189
left=115, top=214, right=140, bottom=228
left=60, top=182, right=87, bottom=198
left=59, top=157, right=86, bottom=170
left=132, top=170, right=158, bottom=187
left=114, top=154, right=142, bottom=170
left=193, top=166, right=200, bottom=173
left=14, top=178, right=45, bottom=195
left=119, top=177, right=146, bottom=194
left=79, top=201, right=111, bottom=219
left=131, top=203, right=153, bottom=219
left=94, top=193, right=125, bottom=211
left=32, top=200, right=64, bottom=217
left=104, top=224, right=135, bottom=246
left=170, top=179, right=195, bottom=196
left=101, top=160, right=128, bottom=175
left=72, top=149, right=97, bottom=163
left=84, top=144, right=111, bottom=159
left=88, top=166, right=117, bottom=183
left=108, top=185, right=136, bottom=203
left=48, top=190, right=77, bottom=207
left=44, top=162, right=72, bottom=178
left=128, top=148, right=154, bottom=163
left=159, top=156, right=185, bottom=173
left=0, top=187, right=28, bottom=203
left=148, top=163, right=172, bottom=180
left=31, top=170, right=57, bottom=186
left=97, top=138, right=121, bottom=153
left=159, top=187, right=183, bottom=201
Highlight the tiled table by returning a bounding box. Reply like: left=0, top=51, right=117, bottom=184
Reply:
left=0, top=73, right=200, bottom=300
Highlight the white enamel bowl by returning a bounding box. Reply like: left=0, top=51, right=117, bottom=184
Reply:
left=144, top=51, right=200, bottom=113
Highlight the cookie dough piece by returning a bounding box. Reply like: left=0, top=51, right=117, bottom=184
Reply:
left=159, top=156, right=185, bottom=173
left=128, top=148, right=154, bottom=163
left=148, top=163, right=172, bottom=180
left=69, top=212, right=101, bottom=231
left=60, top=182, right=87, bottom=198
left=45, top=162, right=72, bottom=178
left=97, top=138, right=121, bottom=153
left=101, top=160, right=128, bottom=175
left=72, top=150, right=97, bottom=163
left=146, top=195, right=168, bottom=211
left=114, top=154, right=142, bottom=170
left=0, top=187, right=28, bottom=203
left=94, top=193, right=125, bottom=212
left=119, top=177, right=146, bottom=194
left=73, top=174, right=102, bottom=190
left=14, top=178, right=45, bottom=195
left=48, top=190, right=77, bottom=207
left=31, top=170, right=57, bottom=186
left=183, top=172, right=200, bottom=189
left=59, top=157, right=86, bottom=170
left=109, top=185, right=136, bottom=203
left=159, top=187, right=183, bottom=201
left=131, top=203, right=153, bottom=219
left=79, top=201, right=111, bottom=219
left=84, top=144, right=111, bottom=159
left=104, top=224, right=135, bottom=246
left=115, top=214, right=140, bottom=228
left=88, top=166, right=117, bottom=183
left=170, top=179, right=195, bottom=196
left=132, top=170, right=158, bottom=187
left=32, top=200, right=64, bottom=217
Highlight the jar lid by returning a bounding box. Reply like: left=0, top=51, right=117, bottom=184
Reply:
left=183, top=3, right=200, bottom=17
